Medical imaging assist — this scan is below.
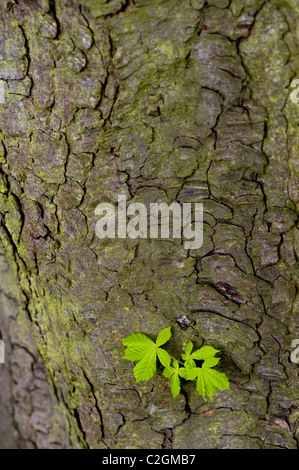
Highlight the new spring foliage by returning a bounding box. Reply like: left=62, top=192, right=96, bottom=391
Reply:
left=122, top=327, right=230, bottom=401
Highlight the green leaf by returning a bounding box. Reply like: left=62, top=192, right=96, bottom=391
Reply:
left=172, top=359, right=179, bottom=368
left=162, top=367, right=173, bottom=379
left=134, top=349, right=157, bottom=382
left=170, top=373, right=181, bottom=399
left=196, top=368, right=210, bottom=399
left=122, top=328, right=229, bottom=402
left=122, top=329, right=171, bottom=383
left=202, top=357, right=220, bottom=368
left=186, top=366, right=229, bottom=400
left=122, top=345, right=150, bottom=362
left=178, top=367, right=187, bottom=379
left=162, top=360, right=187, bottom=398
left=184, top=345, right=229, bottom=401
left=122, top=333, right=155, bottom=348
left=191, top=345, right=220, bottom=361
left=121, top=334, right=155, bottom=362
left=157, top=348, right=171, bottom=368
left=185, top=341, right=193, bottom=356
left=156, top=327, right=172, bottom=347
left=186, top=367, right=199, bottom=381
left=181, top=340, right=193, bottom=361
left=184, top=358, right=196, bottom=369
left=196, top=368, right=230, bottom=401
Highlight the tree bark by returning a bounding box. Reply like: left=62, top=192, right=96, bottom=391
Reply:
left=0, top=0, right=298, bottom=449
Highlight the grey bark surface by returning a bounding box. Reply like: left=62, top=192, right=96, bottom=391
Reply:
left=0, top=0, right=298, bottom=449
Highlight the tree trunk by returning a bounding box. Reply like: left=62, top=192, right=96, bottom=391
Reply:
left=0, top=0, right=298, bottom=449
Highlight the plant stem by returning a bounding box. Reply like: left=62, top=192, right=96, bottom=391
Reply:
left=169, top=355, right=184, bottom=365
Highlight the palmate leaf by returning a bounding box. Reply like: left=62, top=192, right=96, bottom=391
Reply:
left=183, top=344, right=229, bottom=400
left=122, top=327, right=172, bottom=383
left=156, top=327, right=171, bottom=347
left=122, top=327, right=230, bottom=401
left=186, top=361, right=230, bottom=401
left=196, top=368, right=230, bottom=401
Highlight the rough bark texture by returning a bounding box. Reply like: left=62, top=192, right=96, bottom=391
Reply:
left=0, top=0, right=298, bottom=449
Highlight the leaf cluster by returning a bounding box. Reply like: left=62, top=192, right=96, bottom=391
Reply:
left=122, top=327, right=230, bottom=401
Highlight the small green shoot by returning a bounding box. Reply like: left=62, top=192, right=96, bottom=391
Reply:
left=122, top=327, right=230, bottom=401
